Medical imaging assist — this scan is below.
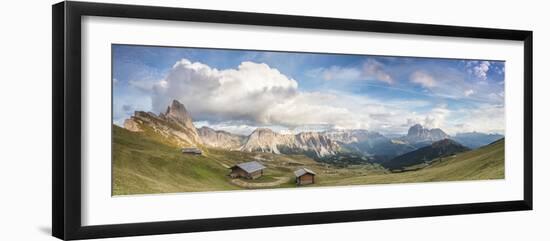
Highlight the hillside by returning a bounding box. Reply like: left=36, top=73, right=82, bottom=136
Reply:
left=319, top=138, right=504, bottom=186
left=113, top=125, right=345, bottom=194
left=381, top=139, right=470, bottom=170
left=113, top=125, right=237, bottom=194
left=113, top=122, right=504, bottom=195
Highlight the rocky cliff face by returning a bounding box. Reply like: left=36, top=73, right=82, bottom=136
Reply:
left=240, top=128, right=340, bottom=158
left=294, top=132, right=340, bottom=157
left=121, top=100, right=339, bottom=157
left=403, top=124, right=450, bottom=144
left=240, top=128, right=295, bottom=154
left=164, top=100, right=196, bottom=131
left=122, top=100, right=202, bottom=147
left=197, top=126, right=246, bottom=150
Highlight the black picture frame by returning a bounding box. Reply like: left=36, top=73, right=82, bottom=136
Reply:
left=52, top=1, right=533, bottom=240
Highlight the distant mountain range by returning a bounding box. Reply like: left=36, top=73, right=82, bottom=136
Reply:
left=122, top=100, right=503, bottom=161
left=197, top=126, right=246, bottom=150
left=240, top=128, right=340, bottom=157
left=452, top=132, right=504, bottom=149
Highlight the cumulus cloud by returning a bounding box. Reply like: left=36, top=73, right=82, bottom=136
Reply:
left=404, top=104, right=450, bottom=130
left=410, top=71, right=436, bottom=88
left=152, top=59, right=299, bottom=124
left=153, top=59, right=376, bottom=130
left=423, top=106, right=450, bottom=129
left=145, top=59, right=436, bottom=134
left=132, top=58, right=504, bottom=135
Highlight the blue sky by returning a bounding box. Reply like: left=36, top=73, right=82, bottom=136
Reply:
left=113, top=44, right=505, bottom=135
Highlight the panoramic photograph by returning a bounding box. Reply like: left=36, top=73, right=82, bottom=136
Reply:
left=112, top=44, right=505, bottom=195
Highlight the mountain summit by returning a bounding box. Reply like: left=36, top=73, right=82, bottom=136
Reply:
left=123, top=100, right=202, bottom=146
left=403, top=124, right=450, bottom=145
left=164, top=100, right=195, bottom=131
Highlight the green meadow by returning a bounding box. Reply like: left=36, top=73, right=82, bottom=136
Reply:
left=112, top=125, right=504, bottom=195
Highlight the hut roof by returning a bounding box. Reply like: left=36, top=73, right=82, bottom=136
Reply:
left=181, top=147, right=201, bottom=153
left=294, top=168, right=317, bottom=177
left=233, top=161, right=266, bottom=174
left=182, top=147, right=200, bottom=150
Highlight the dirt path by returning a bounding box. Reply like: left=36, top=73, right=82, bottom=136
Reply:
left=231, top=176, right=291, bottom=188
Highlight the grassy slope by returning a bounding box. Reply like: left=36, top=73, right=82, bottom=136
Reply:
left=113, top=124, right=504, bottom=195
left=319, top=138, right=504, bottom=186
left=113, top=125, right=239, bottom=195
left=113, top=125, right=309, bottom=194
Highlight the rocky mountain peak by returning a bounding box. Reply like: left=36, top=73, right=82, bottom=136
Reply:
left=165, top=100, right=195, bottom=130
left=405, top=124, right=450, bottom=144
left=121, top=100, right=202, bottom=147
left=407, top=124, right=424, bottom=136
left=407, top=124, right=430, bottom=137
left=251, top=128, right=277, bottom=135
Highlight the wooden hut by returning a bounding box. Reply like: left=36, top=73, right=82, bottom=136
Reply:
left=229, top=161, right=266, bottom=179
left=294, top=168, right=316, bottom=185
left=181, top=147, right=202, bottom=155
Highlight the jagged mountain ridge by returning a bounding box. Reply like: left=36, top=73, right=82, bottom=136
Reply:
left=323, top=129, right=379, bottom=144
left=121, top=100, right=501, bottom=161
left=323, top=129, right=414, bottom=159
left=122, top=100, right=341, bottom=157
left=240, top=128, right=340, bottom=158
left=123, top=100, right=202, bottom=147
left=197, top=126, right=247, bottom=150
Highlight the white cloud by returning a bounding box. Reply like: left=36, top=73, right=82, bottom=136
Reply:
left=145, top=59, right=434, bottom=134
left=152, top=59, right=299, bottom=124
left=446, top=104, right=505, bottom=135
left=464, top=89, right=475, bottom=96
left=129, top=58, right=504, bottom=135
left=424, top=106, right=450, bottom=129
left=472, top=60, right=491, bottom=80
left=404, top=105, right=449, bottom=130
left=363, top=59, right=394, bottom=84
left=402, top=103, right=504, bottom=135
left=410, top=71, right=436, bottom=88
